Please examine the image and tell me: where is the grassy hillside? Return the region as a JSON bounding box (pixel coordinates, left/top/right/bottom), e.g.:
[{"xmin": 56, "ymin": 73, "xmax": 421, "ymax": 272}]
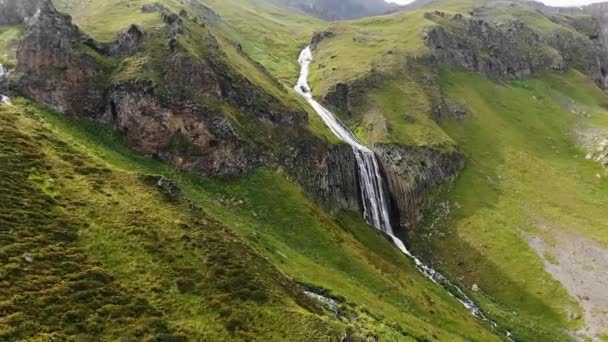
[
  {"xmin": 1, "ymin": 99, "xmax": 353, "ymax": 340},
  {"xmin": 307, "ymin": 0, "xmax": 596, "ymax": 148},
  {"xmin": 53, "ymin": 0, "xmax": 338, "ymax": 143},
  {"xmin": 203, "ymin": 0, "xmax": 323, "ymax": 84},
  {"xmin": 411, "ymin": 70, "xmax": 608, "ymax": 340},
  {"xmin": 8, "ymin": 0, "xmax": 608, "ymax": 340},
  {"xmin": 0, "ymin": 98, "xmax": 509, "ymax": 340}
]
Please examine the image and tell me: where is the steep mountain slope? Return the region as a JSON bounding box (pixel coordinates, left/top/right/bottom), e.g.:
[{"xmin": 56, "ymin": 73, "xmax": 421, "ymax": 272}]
[
  {"xmin": 0, "ymin": 100, "xmax": 342, "ymax": 341},
  {"xmin": 422, "ymin": 69, "xmax": 608, "ymax": 340},
  {"xmin": 0, "ymin": 0, "xmax": 505, "ymax": 341},
  {"xmin": 3, "ymin": 0, "xmax": 608, "ymax": 340},
  {"xmin": 0, "ymin": 96, "xmax": 504, "ymax": 340}
]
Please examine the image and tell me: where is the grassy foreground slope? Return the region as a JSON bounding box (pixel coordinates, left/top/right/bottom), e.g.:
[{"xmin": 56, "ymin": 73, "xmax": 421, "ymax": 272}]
[
  {"xmin": 0, "ymin": 98, "xmax": 505, "ymax": 340},
  {"xmin": 412, "ymin": 70, "xmax": 608, "ymax": 340},
  {"xmin": 0, "ymin": 100, "xmax": 349, "ymax": 340}
]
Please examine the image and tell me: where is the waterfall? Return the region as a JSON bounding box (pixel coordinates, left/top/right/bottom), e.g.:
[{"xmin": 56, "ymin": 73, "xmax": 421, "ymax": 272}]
[
  {"xmin": 0, "ymin": 63, "xmax": 11, "ymax": 105},
  {"xmin": 294, "ymin": 46, "xmax": 489, "ymax": 320}
]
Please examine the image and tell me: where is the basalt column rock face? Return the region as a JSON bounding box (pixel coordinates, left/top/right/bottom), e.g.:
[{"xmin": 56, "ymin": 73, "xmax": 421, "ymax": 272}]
[
  {"xmin": 375, "ymin": 144, "xmax": 464, "ymax": 229},
  {"xmin": 284, "ymin": 140, "xmax": 360, "ymax": 213},
  {"xmin": 12, "ymin": 0, "xmax": 108, "ymax": 116}
]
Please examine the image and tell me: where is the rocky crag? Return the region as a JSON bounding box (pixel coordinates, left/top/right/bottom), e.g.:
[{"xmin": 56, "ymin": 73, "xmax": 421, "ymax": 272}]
[{"xmin": 424, "ymin": 6, "xmax": 608, "ymax": 90}]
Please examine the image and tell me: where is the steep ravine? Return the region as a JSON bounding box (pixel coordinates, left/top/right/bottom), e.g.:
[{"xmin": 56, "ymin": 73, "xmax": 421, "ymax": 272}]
[{"xmin": 294, "ymin": 46, "xmax": 506, "ymax": 333}]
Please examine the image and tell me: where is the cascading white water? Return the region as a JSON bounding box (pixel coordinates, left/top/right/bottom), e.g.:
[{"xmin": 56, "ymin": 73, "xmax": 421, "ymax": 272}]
[
  {"xmin": 294, "ymin": 46, "xmax": 488, "ymax": 319},
  {"xmin": 0, "ymin": 63, "xmax": 11, "ymax": 105},
  {"xmin": 295, "ymin": 47, "xmax": 393, "ymax": 232}
]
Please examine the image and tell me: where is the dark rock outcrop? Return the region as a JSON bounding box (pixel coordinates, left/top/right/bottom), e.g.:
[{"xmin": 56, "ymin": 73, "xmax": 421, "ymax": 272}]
[
  {"xmin": 106, "ymin": 83, "xmax": 259, "ymax": 176},
  {"xmin": 284, "ymin": 141, "xmax": 360, "ymax": 213},
  {"xmin": 111, "ymin": 24, "xmax": 146, "ymax": 57},
  {"xmin": 425, "ymin": 17, "xmax": 542, "ymax": 80},
  {"xmin": 181, "ymin": 0, "xmax": 222, "ymax": 24},
  {"xmin": 376, "ymin": 145, "xmax": 464, "ymax": 229},
  {"xmin": 12, "ymin": 0, "xmax": 108, "ymax": 116},
  {"xmin": 310, "ymin": 30, "xmax": 336, "ymax": 51},
  {"xmin": 323, "ymin": 83, "xmax": 351, "ymax": 116},
  {"xmin": 140, "ymin": 174, "xmax": 182, "ymax": 201},
  {"xmin": 582, "ymin": 2, "xmax": 608, "ymax": 89},
  {"xmin": 424, "ymin": 7, "xmax": 608, "ymax": 90}
]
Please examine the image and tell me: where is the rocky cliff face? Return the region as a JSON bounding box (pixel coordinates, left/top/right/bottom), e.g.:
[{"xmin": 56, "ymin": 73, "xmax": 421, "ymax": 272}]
[
  {"xmin": 424, "ymin": 8, "xmax": 608, "ymax": 90},
  {"xmin": 584, "ymin": 2, "xmax": 608, "ymax": 88},
  {"xmin": 318, "ymin": 57, "xmax": 465, "ymax": 230},
  {"xmin": 284, "ymin": 140, "xmax": 360, "ymax": 213},
  {"xmin": 105, "ymin": 82, "xmax": 260, "ymax": 176},
  {"xmin": 376, "ymin": 144, "xmax": 464, "ymax": 229},
  {"xmin": 12, "ymin": 0, "xmax": 108, "ymax": 116}
]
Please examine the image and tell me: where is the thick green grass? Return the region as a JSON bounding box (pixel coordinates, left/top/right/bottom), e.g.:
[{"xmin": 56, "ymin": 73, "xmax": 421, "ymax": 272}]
[
  {"xmin": 346, "ymin": 69, "xmax": 456, "ymax": 148},
  {"xmin": 3, "ymin": 100, "xmax": 351, "ymax": 340},
  {"xmin": 55, "ymin": 0, "xmax": 164, "ymax": 42},
  {"xmin": 410, "ymin": 70, "xmax": 608, "ymax": 340},
  {"xmin": 10, "ymin": 97, "xmax": 508, "ymax": 340},
  {"xmin": 308, "ymin": 9, "xmax": 433, "ymax": 98},
  {"xmin": 203, "ymin": 0, "xmax": 323, "ymax": 85},
  {"xmin": 0, "ymin": 104, "xmax": 177, "ymax": 340}
]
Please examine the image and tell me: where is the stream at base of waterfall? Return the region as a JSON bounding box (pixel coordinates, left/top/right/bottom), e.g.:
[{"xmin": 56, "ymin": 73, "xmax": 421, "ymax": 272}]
[{"xmin": 294, "ymin": 47, "xmax": 509, "ymax": 334}]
